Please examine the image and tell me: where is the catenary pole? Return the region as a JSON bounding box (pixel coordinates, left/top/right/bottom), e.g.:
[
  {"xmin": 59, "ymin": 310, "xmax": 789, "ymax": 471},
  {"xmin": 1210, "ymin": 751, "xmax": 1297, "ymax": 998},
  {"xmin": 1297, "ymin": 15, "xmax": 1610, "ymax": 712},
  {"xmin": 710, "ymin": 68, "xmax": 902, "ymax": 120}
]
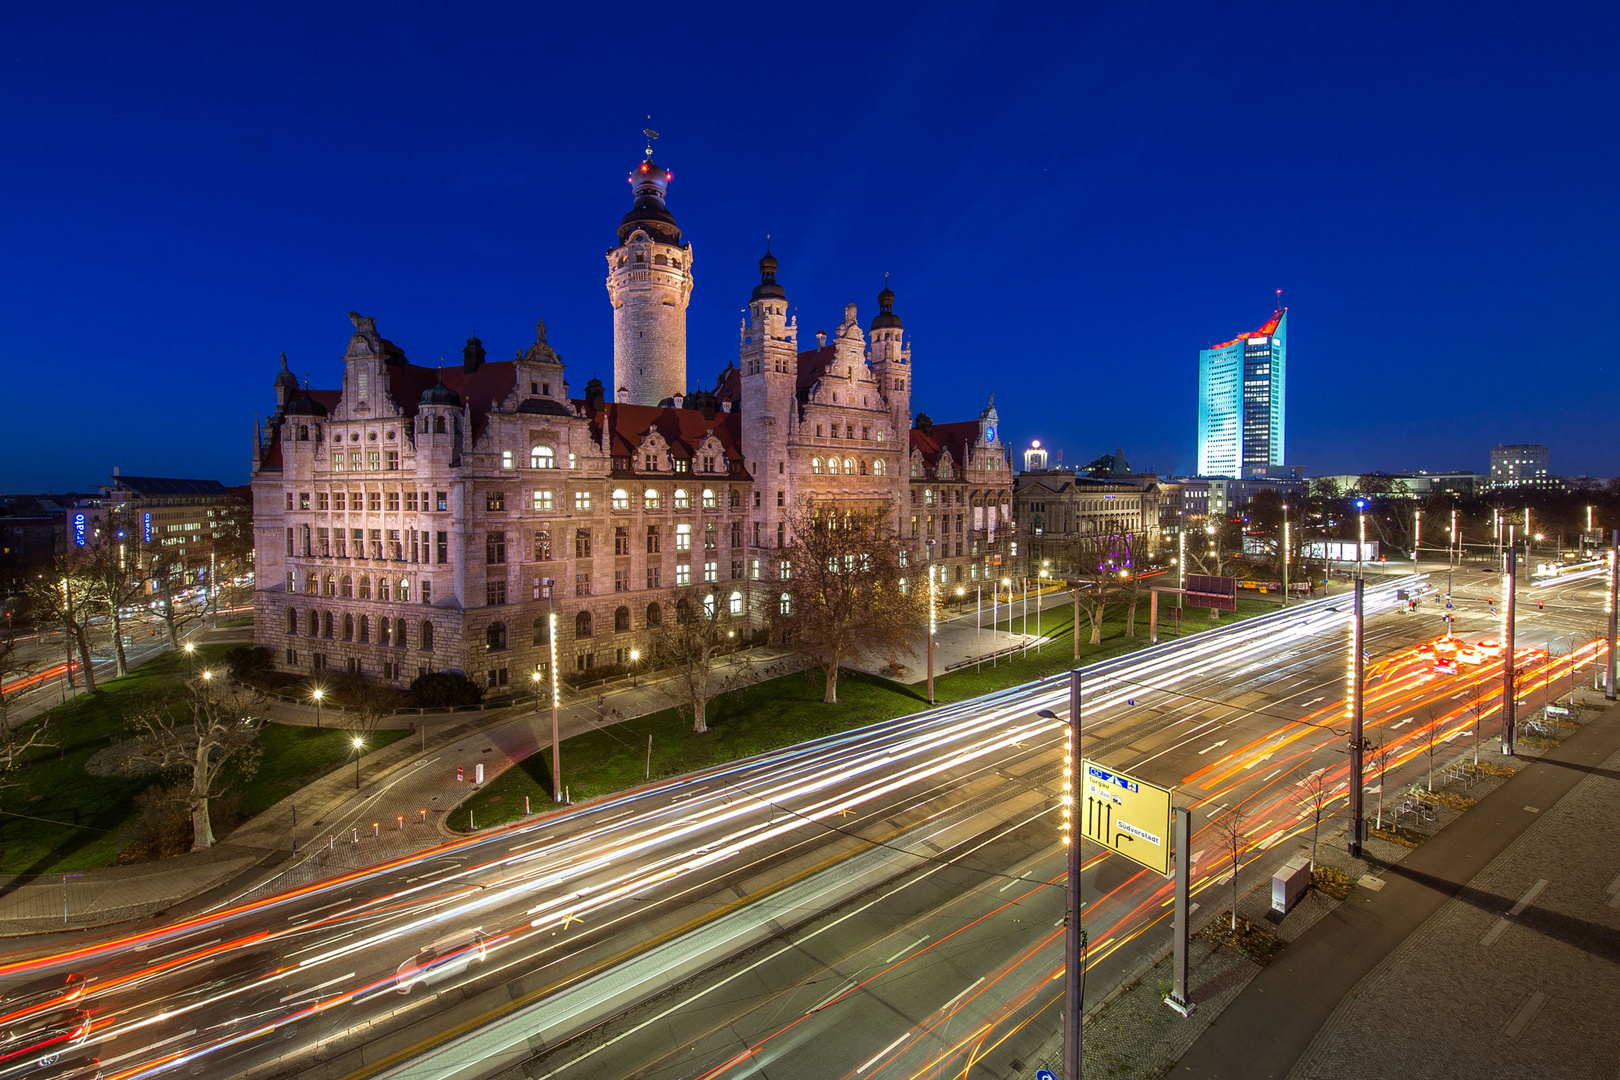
[{"xmin": 1348, "ymin": 577, "xmax": 1366, "ymax": 858}]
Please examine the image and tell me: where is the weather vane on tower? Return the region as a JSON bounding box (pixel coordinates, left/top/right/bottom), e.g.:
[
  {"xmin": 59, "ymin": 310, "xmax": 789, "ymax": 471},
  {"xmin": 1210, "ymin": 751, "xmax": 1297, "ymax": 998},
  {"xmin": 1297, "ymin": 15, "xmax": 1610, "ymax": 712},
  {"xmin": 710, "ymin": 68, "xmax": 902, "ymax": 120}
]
[{"xmin": 644, "ymin": 115, "xmax": 659, "ymax": 158}]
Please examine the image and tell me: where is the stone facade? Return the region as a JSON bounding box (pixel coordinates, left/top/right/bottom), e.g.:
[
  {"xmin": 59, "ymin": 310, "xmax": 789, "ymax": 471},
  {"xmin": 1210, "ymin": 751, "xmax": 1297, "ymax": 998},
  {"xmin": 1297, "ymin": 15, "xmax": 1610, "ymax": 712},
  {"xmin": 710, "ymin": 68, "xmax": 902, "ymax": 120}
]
[{"xmin": 251, "ymin": 147, "xmax": 1012, "ymax": 689}]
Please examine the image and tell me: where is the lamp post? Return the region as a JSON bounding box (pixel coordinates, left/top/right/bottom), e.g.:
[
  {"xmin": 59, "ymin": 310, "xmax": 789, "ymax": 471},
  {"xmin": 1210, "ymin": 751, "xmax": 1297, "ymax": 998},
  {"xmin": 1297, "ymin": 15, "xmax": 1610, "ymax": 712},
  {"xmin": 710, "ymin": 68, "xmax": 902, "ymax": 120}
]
[
  {"xmin": 1355, "ymin": 499, "xmax": 1368, "ymax": 579},
  {"xmin": 629, "ymin": 648, "xmax": 641, "ymax": 688},
  {"xmin": 1412, "ymin": 507, "xmax": 1420, "ymax": 579},
  {"xmin": 1037, "ymin": 565, "xmax": 1049, "ymax": 645},
  {"xmin": 352, "ymin": 736, "xmax": 364, "ymax": 790},
  {"xmin": 311, "ymin": 687, "xmax": 323, "ymax": 730}
]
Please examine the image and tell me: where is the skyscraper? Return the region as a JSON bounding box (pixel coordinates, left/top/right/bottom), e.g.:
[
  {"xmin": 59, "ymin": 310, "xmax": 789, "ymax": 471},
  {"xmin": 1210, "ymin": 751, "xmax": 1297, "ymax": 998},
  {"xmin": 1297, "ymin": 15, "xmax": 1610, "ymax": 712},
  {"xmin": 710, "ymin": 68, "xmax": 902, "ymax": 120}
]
[{"xmin": 1197, "ymin": 305, "xmax": 1287, "ymax": 477}]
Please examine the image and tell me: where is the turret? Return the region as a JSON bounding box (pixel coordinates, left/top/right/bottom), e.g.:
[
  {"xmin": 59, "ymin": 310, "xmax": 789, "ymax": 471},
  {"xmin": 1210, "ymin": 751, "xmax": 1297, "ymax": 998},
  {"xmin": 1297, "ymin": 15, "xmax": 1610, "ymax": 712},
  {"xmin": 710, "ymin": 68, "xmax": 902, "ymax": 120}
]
[
  {"xmin": 868, "ymin": 281, "xmax": 911, "ymax": 437},
  {"xmin": 606, "ymin": 134, "xmax": 693, "ymax": 405},
  {"xmin": 739, "ymin": 245, "xmax": 798, "ymax": 518}
]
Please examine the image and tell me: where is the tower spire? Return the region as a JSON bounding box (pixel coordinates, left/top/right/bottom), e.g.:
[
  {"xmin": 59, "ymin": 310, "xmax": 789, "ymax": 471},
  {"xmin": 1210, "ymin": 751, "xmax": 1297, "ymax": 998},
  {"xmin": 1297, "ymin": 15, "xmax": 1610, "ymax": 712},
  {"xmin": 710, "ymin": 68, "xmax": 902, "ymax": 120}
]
[{"xmin": 643, "ymin": 116, "xmax": 659, "ymax": 159}]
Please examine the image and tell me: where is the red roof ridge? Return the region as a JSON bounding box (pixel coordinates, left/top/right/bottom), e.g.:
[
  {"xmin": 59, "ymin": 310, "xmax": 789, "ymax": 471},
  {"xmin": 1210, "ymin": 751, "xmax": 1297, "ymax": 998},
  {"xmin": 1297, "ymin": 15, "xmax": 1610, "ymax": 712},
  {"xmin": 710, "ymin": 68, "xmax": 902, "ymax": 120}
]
[{"xmin": 1209, "ymin": 307, "xmax": 1286, "ymax": 350}]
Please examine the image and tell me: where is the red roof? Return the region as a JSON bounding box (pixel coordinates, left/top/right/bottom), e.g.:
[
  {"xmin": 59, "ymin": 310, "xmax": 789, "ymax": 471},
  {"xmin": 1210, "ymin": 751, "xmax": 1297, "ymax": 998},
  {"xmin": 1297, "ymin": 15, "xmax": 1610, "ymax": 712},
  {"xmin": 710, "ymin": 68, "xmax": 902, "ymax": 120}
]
[
  {"xmin": 909, "ymin": 420, "xmax": 980, "ymax": 475},
  {"xmin": 590, "ymin": 401, "xmax": 749, "ymax": 477},
  {"xmin": 1210, "ymin": 307, "xmax": 1286, "ymax": 350}
]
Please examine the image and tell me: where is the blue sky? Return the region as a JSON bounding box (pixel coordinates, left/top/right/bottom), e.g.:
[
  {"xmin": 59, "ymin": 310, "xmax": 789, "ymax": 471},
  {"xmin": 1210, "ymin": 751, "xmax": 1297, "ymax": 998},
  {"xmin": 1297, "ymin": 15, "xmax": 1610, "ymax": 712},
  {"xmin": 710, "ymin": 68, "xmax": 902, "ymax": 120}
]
[{"xmin": 2, "ymin": 1, "xmax": 1615, "ymax": 490}]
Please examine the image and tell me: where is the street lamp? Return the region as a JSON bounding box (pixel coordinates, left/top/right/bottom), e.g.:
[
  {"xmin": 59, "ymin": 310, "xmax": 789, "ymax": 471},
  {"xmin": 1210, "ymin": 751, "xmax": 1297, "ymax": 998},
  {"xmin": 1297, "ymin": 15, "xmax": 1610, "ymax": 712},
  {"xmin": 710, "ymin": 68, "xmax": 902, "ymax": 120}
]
[
  {"xmin": 545, "ymin": 579, "xmax": 562, "ymax": 802},
  {"xmin": 1282, "ymin": 503, "xmax": 1291, "ymax": 607},
  {"xmin": 1355, "ymin": 499, "xmax": 1368, "ymax": 579},
  {"xmin": 629, "ymin": 647, "xmax": 641, "ymax": 687},
  {"xmin": 311, "ymin": 687, "xmax": 324, "ymax": 730},
  {"xmin": 352, "ymin": 736, "xmax": 364, "ymax": 790},
  {"xmin": 925, "ymin": 539, "xmax": 936, "ymax": 705}
]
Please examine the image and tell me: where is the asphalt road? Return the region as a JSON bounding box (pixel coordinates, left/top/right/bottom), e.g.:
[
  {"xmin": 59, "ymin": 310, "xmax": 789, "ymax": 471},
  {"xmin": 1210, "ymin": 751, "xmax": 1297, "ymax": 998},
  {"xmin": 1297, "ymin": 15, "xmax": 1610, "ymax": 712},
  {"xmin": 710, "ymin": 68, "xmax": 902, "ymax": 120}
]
[{"xmin": 0, "ymin": 568, "xmax": 1607, "ymax": 1080}]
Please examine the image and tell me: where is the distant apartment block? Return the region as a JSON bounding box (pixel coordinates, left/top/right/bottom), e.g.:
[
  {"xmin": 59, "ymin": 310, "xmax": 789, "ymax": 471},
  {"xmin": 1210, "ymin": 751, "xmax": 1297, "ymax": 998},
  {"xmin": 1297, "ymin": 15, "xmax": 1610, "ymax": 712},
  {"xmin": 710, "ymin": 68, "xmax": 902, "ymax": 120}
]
[{"xmin": 1489, "ymin": 444, "xmax": 1552, "ymax": 489}]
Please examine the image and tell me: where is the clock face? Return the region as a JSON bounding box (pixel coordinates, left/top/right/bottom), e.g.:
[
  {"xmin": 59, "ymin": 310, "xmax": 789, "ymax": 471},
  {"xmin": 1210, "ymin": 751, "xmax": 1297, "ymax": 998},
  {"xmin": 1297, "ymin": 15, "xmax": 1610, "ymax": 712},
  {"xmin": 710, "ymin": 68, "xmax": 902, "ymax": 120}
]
[{"xmin": 984, "ymin": 426, "xmax": 996, "ymax": 443}]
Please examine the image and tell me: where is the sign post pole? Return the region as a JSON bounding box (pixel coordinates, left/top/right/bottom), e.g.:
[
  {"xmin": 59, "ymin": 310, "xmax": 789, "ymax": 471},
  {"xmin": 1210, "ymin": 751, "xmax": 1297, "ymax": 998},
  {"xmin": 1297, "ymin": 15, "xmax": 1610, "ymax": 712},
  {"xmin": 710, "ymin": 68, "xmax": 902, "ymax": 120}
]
[
  {"xmin": 1348, "ymin": 577, "xmax": 1366, "ymax": 859},
  {"xmin": 1064, "ymin": 669, "xmax": 1083, "ymax": 1080},
  {"xmin": 1165, "ymin": 806, "xmax": 1195, "ymax": 1016}
]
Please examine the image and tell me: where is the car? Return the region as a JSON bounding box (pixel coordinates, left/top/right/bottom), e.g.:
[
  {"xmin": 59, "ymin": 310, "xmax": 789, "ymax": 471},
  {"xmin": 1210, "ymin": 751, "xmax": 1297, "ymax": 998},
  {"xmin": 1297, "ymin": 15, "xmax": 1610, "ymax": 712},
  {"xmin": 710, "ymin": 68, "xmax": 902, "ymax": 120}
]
[
  {"xmin": 395, "ymin": 928, "xmax": 488, "ymax": 994},
  {"xmin": 1474, "ymin": 640, "xmax": 1505, "ymax": 658},
  {"xmin": 0, "ymin": 1009, "xmax": 92, "ymax": 1077},
  {"xmin": 1455, "ymin": 648, "xmax": 1485, "ymax": 666},
  {"xmin": 1434, "ymin": 658, "xmax": 1459, "ymax": 675}
]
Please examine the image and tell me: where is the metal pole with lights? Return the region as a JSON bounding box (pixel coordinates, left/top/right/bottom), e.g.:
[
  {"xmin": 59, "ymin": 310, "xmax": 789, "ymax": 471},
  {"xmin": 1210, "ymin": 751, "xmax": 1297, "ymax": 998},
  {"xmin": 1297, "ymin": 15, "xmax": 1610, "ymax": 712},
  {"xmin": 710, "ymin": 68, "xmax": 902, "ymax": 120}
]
[
  {"xmin": 1412, "ymin": 507, "xmax": 1421, "ymax": 579},
  {"xmin": 311, "ymin": 687, "xmax": 323, "ymax": 730},
  {"xmin": 1038, "ymin": 668, "xmax": 1084, "ymax": 1080},
  {"xmin": 1502, "ymin": 547, "xmax": 1518, "ymax": 756},
  {"xmin": 352, "ymin": 736, "xmax": 364, "ymax": 790},
  {"xmin": 1355, "ymin": 499, "xmax": 1367, "ymax": 579},
  {"xmin": 1348, "ymin": 577, "xmax": 1366, "ymax": 858},
  {"xmin": 1282, "ymin": 503, "xmax": 1291, "ymax": 608},
  {"xmin": 546, "ymin": 579, "xmax": 562, "ymax": 802},
  {"xmin": 926, "ymin": 540, "xmax": 936, "ymax": 706},
  {"xmin": 1607, "ymin": 529, "xmax": 1617, "ymax": 702}
]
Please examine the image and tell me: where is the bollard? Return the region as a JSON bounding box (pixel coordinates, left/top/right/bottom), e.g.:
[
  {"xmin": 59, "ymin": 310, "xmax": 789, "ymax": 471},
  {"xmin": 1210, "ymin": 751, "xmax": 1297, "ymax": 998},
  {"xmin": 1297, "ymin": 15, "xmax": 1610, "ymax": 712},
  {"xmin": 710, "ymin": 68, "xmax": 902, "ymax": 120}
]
[
  {"xmin": 565, "ymin": 785, "xmax": 570, "ymax": 805},
  {"xmin": 328, "ymin": 834, "xmax": 335, "ymax": 850},
  {"xmin": 351, "ymin": 828, "xmax": 359, "ymax": 843},
  {"xmin": 419, "ymin": 808, "xmax": 427, "ymax": 822},
  {"xmin": 372, "ymin": 822, "xmax": 379, "ymax": 837},
  {"xmin": 469, "ymin": 810, "xmax": 475, "ymax": 831},
  {"xmin": 457, "ymin": 765, "xmax": 464, "ymax": 783},
  {"xmin": 396, "ymin": 815, "xmax": 404, "ymax": 831},
  {"xmin": 525, "ymin": 795, "xmax": 530, "ymax": 815}
]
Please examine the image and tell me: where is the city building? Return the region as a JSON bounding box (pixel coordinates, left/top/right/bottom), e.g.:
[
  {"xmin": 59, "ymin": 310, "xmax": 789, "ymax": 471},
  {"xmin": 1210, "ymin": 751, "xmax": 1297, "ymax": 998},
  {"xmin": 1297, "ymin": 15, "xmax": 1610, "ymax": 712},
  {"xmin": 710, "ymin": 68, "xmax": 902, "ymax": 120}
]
[
  {"xmin": 1197, "ymin": 305, "xmax": 1287, "ymax": 478},
  {"xmin": 1489, "ymin": 444, "xmax": 1553, "ymax": 489},
  {"xmin": 250, "ymin": 143, "xmax": 1012, "ymax": 688},
  {"xmin": 1014, "ymin": 446, "xmax": 1164, "ymax": 576},
  {"xmin": 91, "ymin": 473, "xmax": 238, "ymax": 566}
]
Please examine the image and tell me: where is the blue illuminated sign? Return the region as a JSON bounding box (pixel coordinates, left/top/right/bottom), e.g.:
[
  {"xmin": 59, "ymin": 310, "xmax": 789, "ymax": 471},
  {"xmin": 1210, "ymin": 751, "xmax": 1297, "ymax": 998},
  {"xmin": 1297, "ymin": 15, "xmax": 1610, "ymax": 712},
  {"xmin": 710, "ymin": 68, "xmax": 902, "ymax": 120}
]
[
  {"xmin": 143, "ymin": 512, "xmax": 152, "ymax": 543},
  {"xmin": 73, "ymin": 513, "xmax": 86, "ymax": 546}
]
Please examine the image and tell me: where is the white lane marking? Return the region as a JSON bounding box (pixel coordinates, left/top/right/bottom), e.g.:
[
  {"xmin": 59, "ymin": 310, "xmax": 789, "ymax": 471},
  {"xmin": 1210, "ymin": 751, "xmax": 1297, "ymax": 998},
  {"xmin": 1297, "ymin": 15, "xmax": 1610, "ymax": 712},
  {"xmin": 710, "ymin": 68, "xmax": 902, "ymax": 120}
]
[
  {"xmin": 858, "ymin": 1032, "xmax": 911, "ymax": 1073},
  {"xmin": 1197, "ymin": 740, "xmax": 1229, "ymax": 755},
  {"xmin": 807, "ymin": 978, "xmax": 858, "ymax": 1014},
  {"xmin": 1502, "ymin": 990, "xmax": 1549, "ymax": 1040},
  {"xmin": 1261, "ymin": 769, "xmax": 1283, "ymax": 782},
  {"xmin": 1604, "ymin": 871, "xmax": 1620, "ymax": 896},
  {"xmin": 884, "ymin": 935, "xmax": 929, "ymax": 964},
  {"xmin": 285, "ymin": 971, "xmax": 355, "ymax": 1000},
  {"xmin": 289, "ymin": 898, "xmax": 349, "ymax": 921},
  {"xmin": 941, "ymin": 977, "xmax": 986, "ymax": 1011},
  {"xmin": 288, "ymin": 932, "xmax": 356, "ymax": 958}
]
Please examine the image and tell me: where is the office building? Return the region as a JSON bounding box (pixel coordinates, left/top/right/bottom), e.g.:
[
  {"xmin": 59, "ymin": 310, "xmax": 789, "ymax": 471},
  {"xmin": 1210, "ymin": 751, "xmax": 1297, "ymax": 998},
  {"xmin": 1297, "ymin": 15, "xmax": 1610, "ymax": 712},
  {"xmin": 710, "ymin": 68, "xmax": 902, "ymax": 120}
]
[{"xmin": 1198, "ymin": 306, "xmax": 1287, "ymax": 478}]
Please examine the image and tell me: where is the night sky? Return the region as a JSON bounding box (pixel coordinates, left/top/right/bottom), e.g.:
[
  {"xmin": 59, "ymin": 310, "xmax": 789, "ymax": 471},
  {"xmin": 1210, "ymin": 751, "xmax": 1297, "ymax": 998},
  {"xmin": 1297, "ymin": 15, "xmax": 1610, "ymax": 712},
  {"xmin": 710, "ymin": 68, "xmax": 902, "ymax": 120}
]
[{"xmin": 2, "ymin": 2, "xmax": 1615, "ymax": 492}]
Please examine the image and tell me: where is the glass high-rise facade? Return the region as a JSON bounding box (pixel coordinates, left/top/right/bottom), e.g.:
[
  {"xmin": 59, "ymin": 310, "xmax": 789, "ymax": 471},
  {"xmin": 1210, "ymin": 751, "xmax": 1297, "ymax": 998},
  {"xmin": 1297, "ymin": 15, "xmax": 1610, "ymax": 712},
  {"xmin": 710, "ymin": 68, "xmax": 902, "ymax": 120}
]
[{"xmin": 1198, "ymin": 307, "xmax": 1286, "ymax": 477}]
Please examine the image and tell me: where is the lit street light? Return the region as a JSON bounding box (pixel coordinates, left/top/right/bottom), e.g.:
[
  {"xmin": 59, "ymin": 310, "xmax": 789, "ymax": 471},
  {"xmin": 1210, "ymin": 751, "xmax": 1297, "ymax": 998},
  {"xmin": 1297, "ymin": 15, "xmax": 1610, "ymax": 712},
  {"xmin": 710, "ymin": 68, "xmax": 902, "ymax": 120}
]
[
  {"xmin": 352, "ymin": 736, "xmax": 364, "ymax": 790},
  {"xmin": 311, "ymin": 687, "xmax": 324, "ymax": 730}
]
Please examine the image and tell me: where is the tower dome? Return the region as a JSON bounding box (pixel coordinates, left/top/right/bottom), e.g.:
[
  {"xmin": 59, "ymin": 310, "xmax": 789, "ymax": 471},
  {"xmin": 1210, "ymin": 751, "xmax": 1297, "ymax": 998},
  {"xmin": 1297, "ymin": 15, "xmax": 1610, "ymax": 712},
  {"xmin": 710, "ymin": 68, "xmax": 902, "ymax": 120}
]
[
  {"xmin": 420, "ymin": 378, "xmax": 461, "ymax": 407},
  {"xmin": 617, "ymin": 153, "xmax": 682, "ymax": 244},
  {"xmin": 870, "ymin": 280, "xmax": 902, "ymax": 330},
  {"xmin": 751, "ymin": 245, "xmax": 785, "ymax": 301}
]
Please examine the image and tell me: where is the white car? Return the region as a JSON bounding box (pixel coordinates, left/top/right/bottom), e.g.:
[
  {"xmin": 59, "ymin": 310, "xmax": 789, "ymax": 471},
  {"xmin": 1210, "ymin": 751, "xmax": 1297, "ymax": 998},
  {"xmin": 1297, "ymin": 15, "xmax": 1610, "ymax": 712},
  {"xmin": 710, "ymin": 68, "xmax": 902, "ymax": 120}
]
[{"xmin": 395, "ymin": 928, "xmax": 488, "ymax": 994}]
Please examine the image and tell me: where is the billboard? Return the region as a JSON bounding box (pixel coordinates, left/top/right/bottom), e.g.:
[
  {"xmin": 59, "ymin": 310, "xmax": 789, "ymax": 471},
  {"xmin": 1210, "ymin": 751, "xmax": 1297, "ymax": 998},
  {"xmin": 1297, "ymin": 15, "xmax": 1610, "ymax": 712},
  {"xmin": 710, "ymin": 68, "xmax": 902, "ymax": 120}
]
[
  {"xmin": 1080, "ymin": 760, "xmax": 1173, "ymax": 876},
  {"xmin": 1185, "ymin": 574, "xmax": 1237, "ymax": 611}
]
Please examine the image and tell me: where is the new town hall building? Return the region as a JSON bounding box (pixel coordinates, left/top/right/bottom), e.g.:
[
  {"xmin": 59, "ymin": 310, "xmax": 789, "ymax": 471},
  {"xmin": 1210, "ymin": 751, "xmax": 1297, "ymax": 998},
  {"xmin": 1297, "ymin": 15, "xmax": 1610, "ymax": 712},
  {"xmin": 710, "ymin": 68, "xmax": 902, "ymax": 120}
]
[{"xmin": 251, "ymin": 146, "xmax": 1012, "ymax": 688}]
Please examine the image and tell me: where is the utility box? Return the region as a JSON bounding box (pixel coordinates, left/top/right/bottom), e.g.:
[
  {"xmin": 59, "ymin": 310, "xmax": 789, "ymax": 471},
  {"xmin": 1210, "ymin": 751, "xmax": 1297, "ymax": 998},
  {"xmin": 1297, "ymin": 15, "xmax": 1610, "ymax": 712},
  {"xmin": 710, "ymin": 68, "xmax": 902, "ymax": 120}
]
[{"xmin": 1272, "ymin": 854, "xmax": 1312, "ymax": 915}]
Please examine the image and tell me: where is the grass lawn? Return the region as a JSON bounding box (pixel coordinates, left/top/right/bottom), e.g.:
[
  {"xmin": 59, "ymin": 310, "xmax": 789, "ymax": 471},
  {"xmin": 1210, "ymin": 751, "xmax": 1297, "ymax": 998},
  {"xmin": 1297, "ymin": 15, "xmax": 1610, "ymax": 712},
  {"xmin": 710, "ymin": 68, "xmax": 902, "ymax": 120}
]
[
  {"xmin": 0, "ymin": 644, "xmax": 403, "ymax": 874},
  {"xmin": 454, "ymin": 594, "xmax": 1280, "ymax": 831}
]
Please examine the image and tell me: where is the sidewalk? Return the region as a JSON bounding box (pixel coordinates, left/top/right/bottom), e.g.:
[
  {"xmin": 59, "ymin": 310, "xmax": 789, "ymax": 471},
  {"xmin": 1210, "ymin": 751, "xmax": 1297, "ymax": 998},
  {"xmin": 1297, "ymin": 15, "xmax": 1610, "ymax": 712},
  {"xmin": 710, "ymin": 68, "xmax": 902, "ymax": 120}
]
[{"xmin": 1172, "ymin": 696, "xmax": 1620, "ymax": 1075}]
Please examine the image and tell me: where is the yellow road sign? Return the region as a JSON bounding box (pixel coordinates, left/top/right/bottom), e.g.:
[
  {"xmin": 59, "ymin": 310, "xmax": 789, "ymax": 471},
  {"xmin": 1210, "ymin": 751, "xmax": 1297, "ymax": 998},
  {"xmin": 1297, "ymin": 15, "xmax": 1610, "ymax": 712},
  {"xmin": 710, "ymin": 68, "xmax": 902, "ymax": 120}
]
[{"xmin": 1080, "ymin": 759, "xmax": 1172, "ymax": 876}]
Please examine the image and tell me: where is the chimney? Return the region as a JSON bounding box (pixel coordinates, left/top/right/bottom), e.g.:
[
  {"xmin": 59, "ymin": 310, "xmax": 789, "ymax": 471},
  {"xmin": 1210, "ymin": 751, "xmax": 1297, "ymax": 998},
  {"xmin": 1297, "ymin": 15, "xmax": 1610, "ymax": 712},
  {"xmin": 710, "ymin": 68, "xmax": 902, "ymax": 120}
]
[
  {"xmin": 672, "ymin": 393, "xmax": 685, "ymax": 409},
  {"xmin": 816, "ymin": 330, "xmax": 827, "ymax": 348},
  {"xmin": 113, "ymin": 465, "xmax": 120, "ymax": 477}
]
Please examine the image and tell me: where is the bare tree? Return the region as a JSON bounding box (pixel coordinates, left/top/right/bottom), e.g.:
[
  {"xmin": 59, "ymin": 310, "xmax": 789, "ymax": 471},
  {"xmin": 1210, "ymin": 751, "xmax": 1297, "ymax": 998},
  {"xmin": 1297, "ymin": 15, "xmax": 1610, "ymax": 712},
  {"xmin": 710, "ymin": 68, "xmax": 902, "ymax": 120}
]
[
  {"xmin": 84, "ymin": 532, "xmax": 147, "ymax": 678},
  {"xmin": 146, "ymin": 545, "xmax": 205, "ymax": 649},
  {"xmin": 1212, "ymin": 802, "xmax": 1253, "ymax": 932},
  {"xmin": 1419, "ymin": 701, "xmax": 1447, "ymax": 791},
  {"xmin": 124, "ymin": 673, "xmax": 265, "ymax": 850},
  {"xmin": 0, "ymin": 629, "xmax": 34, "ymax": 737},
  {"xmin": 0, "ymin": 715, "xmax": 52, "ymax": 814},
  {"xmin": 1118, "ymin": 531, "xmax": 1155, "ymax": 638},
  {"xmin": 1065, "ymin": 531, "xmax": 1130, "ymax": 645},
  {"xmin": 1368, "ymin": 740, "xmax": 1394, "ymax": 829},
  {"xmin": 1296, "ymin": 769, "xmax": 1334, "ymax": 872},
  {"xmin": 773, "ymin": 501, "xmax": 921, "ymax": 704},
  {"xmin": 649, "ymin": 589, "xmax": 748, "ymax": 734},
  {"xmin": 26, "ymin": 554, "xmax": 100, "ymax": 695}
]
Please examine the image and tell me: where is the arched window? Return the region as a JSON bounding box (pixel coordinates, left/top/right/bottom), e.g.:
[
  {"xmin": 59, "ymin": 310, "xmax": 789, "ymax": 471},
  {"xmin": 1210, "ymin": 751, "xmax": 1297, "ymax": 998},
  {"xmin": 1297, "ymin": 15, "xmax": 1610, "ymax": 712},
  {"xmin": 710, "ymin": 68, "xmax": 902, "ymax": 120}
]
[
  {"xmin": 675, "ymin": 597, "xmax": 693, "ymax": 623},
  {"xmin": 779, "ymin": 592, "xmax": 792, "ymax": 616},
  {"xmin": 379, "ymin": 619, "xmax": 391, "ymax": 647},
  {"xmin": 395, "ymin": 617, "xmax": 408, "ymax": 647},
  {"xmin": 729, "ymin": 590, "xmax": 743, "ymax": 616},
  {"xmin": 306, "ymin": 610, "xmax": 318, "ymax": 636},
  {"xmin": 575, "ymin": 611, "xmax": 593, "ymax": 638},
  {"xmin": 421, "ymin": 620, "xmax": 434, "ymax": 651},
  {"xmin": 729, "ymin": 488, "xmax": 741, "ymax": 508},
  {"xmin": 646, "ymin": 602, "xmax": 662, "ymax": 627},
  {"xmin": 286, "ymin": 607, "xmax": 298, "ymax": 634},
  {"xmin": 703, "ymin": 592, "xmax": 717, "ymax": 618},
  {"xmin": 343, "ymin": 613, "xmax": 355, "ymax": 641},
  {"xmin": 486, "ymin": 622, "xmax": 507, "ymax": 650},
  {"xmin": 644, "ymin": 488, "xmax": 661, "ymax": 510},
  {"xmin": 673, "ymin": 488, "xmax": 690, "ymax": 509},
  {"xmin": 844, "ymin": 458, "xmax": 855, "ymax": 475},
  {"xmin": 533, "ymin": 614, "xmax": 550, "ymax": 645},
  {"xmin": 531, "ymin": 445, "xmax": 556, "ymax": 469},
  {"xmin": 378, "ymin": 578, "xmax": 390, "ymax": 602},
  {"xmin": 398, "ymin": 578, "xmax": 410, "ymax": 603},
  {"xmin": 612, "ymin": 488, "xmax": 630, "ymax": 510},
  {"xmin": 911, "ymin": 459, "xmax": 922, "ymax": 479},
  {"xmin": 701, "ymin": 488, "xmax": 717, "ymax": 509},
  {"xmin": 340, "ymin": 574, "xmax": 353, "ymax": 598},
  {"xmin": 323, "ymin": 573, "xmax": 335, "ymax": 596},
  {"xmin": 924, "ymin": 488, "xmax": 935, "ymax": 506},
  {"xmin": 614, "ymin": 606, "xmax": 630, "ymax": 632},
  {"xmin": 859, "ymin": 460, "xmax": 868, "ymax": 476},
  {"xmin": 359, "ymin": 576, "xmax": 372, "ymax": 600},
  {"xmin": 322, "ymin": 611, "xmax": 333, "ymax": 638},
  {"xmin": 304, "ymin": 573, "xmax": 318, "ymax": 595},
  {"xmin": 358, "ymin": 615, "xmax": 370, "ymax": 643},
  {"xmin": 873, "ymin": 459, "xmax": 885, "ymax": 477},
  {"xmin": 432, "ymin": 416, "xmax": 448, "ymax": 434},
  {"xmin": 812, "ymin": 458, "xmax": 823, "ymax": 474}
]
